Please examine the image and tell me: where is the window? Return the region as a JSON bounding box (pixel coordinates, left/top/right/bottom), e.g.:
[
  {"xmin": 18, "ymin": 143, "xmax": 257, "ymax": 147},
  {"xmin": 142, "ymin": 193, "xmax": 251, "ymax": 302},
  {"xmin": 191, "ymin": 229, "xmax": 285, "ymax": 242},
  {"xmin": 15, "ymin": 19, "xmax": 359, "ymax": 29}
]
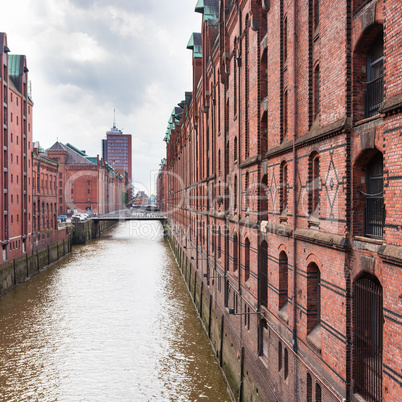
[
  {"xmin": 314, "ymin": 0, "xmax": 320, "ymax": 31},
  {"xmin": 278, "ymin": 342, "xmax": 282, "ymax": 372},
  {"xmin": 309, "ymin": 152, "xmax": 320, "ymax": 216},
  {"xmin": 279, "ymin": 251, "xmax": 288, "ymax": 310},
  {"xmin": 365, "ymin": 34, "xmax": 383, "ymax": 118},
  {"xmin": 365, "ymin": 153, "xmax": 384, "ymax": 237},
  {"xmin": 245, "ymin": 172, "xmax": 249, "ymax": 209},
  {"xmin": 353, "ymin": 274, "xmax": 383, "ymax": 401},
  {"xmin": 234, "ymin": 175, "xmax": 238, "ymax": 212},
  {"xmin": 233, "ymin": 232, "xmax": 238, "ymax": 273},
  {"xmin": 313, "ymin": 65, "xmax": 320, "ymax": 120},
  {"xmin": 283, "ymin": 89, "xmax": 288, "ymax": 139},
  {"xmin": 217, "ymin": 227, "xmax": 221, "ymax": 259},
  {"xmin": 59, "ymin": 189, "xmax": 62, "ymax": 195},
  {"xmin": 307, "ymin": 263, "xmax": 321, "ymax": 334},
  {"xmin": 59, "ymin": 173, "xmax": 62, "ymax": 179},
  {"xmin": 259, "ymin": 241, "xmax": 268, "ymax": 307},
  {"xmin": 244, "ymin": 238, "xmax": 250, "ymax": 283},
  {"xmin": 280, "ymin": 162, "xmax": 288, "ymax": 214},
  {"xmin": 283, "ymin": 16, "xmax": 288, "ymax": 63},
  {"xmin": 315, "ymin": 383, "xmax": 321, "ymax": 402},
  {"xmin": 284, "ymin": 348, "xmax": 289, "ymax": 380},
  {"xmin": 234, "ymin": 137, "xmax": 237, "ymax": 162},
  {"xmin": 307, "ymin": 373, "xmax": 313, "ymax": 402}
]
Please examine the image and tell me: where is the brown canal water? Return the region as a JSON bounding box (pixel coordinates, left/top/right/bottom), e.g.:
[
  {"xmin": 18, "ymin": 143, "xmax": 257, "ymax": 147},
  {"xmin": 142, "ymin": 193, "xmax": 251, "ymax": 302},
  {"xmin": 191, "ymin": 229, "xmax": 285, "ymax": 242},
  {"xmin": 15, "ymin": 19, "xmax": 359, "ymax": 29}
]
[{"xmin": 0, "ymin": 221, "xmax": 230, "ymax": 401}]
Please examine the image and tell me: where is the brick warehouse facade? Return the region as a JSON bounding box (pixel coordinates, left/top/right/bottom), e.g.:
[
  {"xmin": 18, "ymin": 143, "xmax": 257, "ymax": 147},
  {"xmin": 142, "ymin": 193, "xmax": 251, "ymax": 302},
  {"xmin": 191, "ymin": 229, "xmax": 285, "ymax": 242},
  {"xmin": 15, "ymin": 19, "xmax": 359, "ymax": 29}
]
[
  {"xmin": 0, "ymin": 33, "xmax": 34, "ymax": 264},
  {"xmin": 159, "ymin": 1, "xmax": 401, "ymax": 401}
]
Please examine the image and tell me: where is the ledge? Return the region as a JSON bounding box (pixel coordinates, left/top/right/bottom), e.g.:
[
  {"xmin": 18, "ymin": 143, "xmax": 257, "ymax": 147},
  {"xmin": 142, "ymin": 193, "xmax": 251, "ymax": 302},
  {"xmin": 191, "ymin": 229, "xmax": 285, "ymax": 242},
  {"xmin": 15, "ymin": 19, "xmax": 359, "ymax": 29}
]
[
  {"xmin": 239, "ymin": 155, "xmax": 260, "ymax": 168},
  {"xmin": 264, "ymin": 118, "xmax": 351, "ymax": 159},
  {"xmin": 228, "ymin": 214, "xmax": 240, "ymax": 224},
  {"xmin": 295, "ymin": 117, "xmax": 351, "ymax": 148},
  {"xmin": 262, "ymin": 221, "xmax": 293, "ymax": 237},
  {"xmin": 378, "ymin": 244, "xmax": 402, "ymax": 266},
  {"xmin": 239, "ymin": 217, "xmax": 259, "ymax": 229},
  {"xmin": 295, "ymin": 228, "xmax": 350, "ymax": 250},
  {"xmin": 307, "ymin": 324, "xmax": 322, "ymax": 354},
  {"xmin": 265, "ymin": 140, "xmax": 292, "ymax": 158},
  {"xmin": 378, "ymin": 93, "xmax": 402, "ymax": 115}
]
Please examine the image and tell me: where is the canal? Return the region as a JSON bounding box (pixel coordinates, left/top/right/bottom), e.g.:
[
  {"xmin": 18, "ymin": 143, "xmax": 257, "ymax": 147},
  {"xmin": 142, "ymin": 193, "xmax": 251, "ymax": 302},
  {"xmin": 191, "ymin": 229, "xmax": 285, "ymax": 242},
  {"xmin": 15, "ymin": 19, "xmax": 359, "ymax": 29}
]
[{"xmin": 0, "ymin": 221, "xmax": 230, "ymax": 401}]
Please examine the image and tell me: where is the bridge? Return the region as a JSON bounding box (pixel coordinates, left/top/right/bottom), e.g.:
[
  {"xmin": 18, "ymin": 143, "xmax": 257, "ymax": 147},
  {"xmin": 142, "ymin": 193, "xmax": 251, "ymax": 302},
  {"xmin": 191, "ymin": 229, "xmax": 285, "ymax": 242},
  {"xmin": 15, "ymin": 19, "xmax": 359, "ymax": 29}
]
[{"xmin": 92, "ymin": 212, "xmax": 167, "ymax": 223}]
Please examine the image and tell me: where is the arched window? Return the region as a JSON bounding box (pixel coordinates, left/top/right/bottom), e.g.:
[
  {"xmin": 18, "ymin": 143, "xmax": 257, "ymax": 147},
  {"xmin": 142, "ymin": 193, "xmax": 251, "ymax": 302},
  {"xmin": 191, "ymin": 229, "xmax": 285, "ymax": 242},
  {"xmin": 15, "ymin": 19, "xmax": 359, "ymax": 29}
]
[
  {"xmin": 218, "ymin": 149, "xmax": 221, "ymax": 177},
  {"xmin": 217, "ymin": 227, "xmax": 221, "ymax": 260},
  {"xmin": 283, "ymin": 89, "xmax": 288, "ymax": 139},
  {"xmin": 278, "ymin": 341, "xmax": 282, "ymax": 372},
  {"xmin": 315, "ymin": 383, "xmax": 322, "ymax": 402},
  {"xmin": 280, "ymin": 162, "xmax": 288, "ymax": 214},
  {"xmin": 309, "ymin": 152, "xmax": 320, "ymax": 216},
  {"xmin": 365, "ymin": 34, "xmax": 383, "ymax": 118},
  {"xmin": 244, "ymin": 238, "xmax": 250, "ymax": 282},
  {"xmin": 283, "ymin": 16, "xmax": 288, "ymax": 63},
  {"xmin": 307, "ymin": 373, "xmax": 313, "ymax": 402},
  {"xmin": 307, "ymin": 263, "xmax": 321, "ymax": 334},
  {"xmin": 313, "ymin": 64, "xmax": 320, "ymax": 120},
  {"xmin": 234, "ymin": 175, "xmax": 238, "ymax": 212},
  {"xmin": 284, "ymin": 348, "xmax": 289, "ymax": 379},
  {"xmin": 245, "ymin": 172, "xmax": 249, "ymax": 209},
  {"xmin": 260, "ymin": 174, "xmax": 268, "ymax": 221},
  {"xmin": 259, "ymin": 240, "xmax": 268, "ymax": 307},
  {"xmin": 365, "ymin": 152, "xmax": 384, "ymax": 237},
  {"xmin": 279, "ymin": 251, "xmax": 288, "ymax": 310},
  {"xmin": 233, "ymin": 232, "xmax": 238, "ymax": 273},
  {"xmin": 353, "ymin": 274, "xmax": 383, "ymax": 401}
]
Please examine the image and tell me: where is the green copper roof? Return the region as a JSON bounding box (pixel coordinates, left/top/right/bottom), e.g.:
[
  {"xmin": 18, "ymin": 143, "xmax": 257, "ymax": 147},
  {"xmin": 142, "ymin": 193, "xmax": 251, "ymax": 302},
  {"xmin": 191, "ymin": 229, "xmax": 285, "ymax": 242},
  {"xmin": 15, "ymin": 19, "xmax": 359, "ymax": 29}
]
[
  {"xmin": 8, "ymin": 55, "xmax": 24, "ymax": 92},
  {"xmin": 195, "ymin": 0, "xmax": 219, "ymax": 20},
  {"xmin": 186, "ymin": 33, "xmax": 202, "ymax": 58}
]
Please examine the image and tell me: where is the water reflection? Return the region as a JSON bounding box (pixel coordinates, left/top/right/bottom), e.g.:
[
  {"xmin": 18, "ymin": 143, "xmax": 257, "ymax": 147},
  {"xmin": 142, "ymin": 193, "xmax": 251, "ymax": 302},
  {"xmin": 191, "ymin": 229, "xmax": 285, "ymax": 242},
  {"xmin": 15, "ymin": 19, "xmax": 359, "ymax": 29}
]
[{"xmin": 0, "ymin": 221, "xmax": 230, "ymax": 401}]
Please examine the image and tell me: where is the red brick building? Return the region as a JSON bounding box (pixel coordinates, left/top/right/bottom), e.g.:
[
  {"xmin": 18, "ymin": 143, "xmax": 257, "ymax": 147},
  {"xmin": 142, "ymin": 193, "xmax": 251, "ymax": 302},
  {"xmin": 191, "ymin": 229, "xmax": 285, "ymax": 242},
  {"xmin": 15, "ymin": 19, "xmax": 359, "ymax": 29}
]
[
  {"xmin": 161, "ymin": 1, "xmax": 401, "ymax": 401},
  {"xmin": 46, "ymin": 141, "xmax": 124, "ymax": 216},
  {"xmin": 0, "ymin": 33, "xmax": 34, "ymax": 264},
  {"xmin": 32, "ymin": 142, "xmax": 61, "ymax": 250}
]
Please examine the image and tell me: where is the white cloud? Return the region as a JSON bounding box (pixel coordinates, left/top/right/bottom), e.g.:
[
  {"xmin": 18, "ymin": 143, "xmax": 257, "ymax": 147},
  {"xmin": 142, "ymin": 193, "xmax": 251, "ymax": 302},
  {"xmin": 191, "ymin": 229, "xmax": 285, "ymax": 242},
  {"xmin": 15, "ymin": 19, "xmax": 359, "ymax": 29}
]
[{"xmin": 2, "ymin": 0, "xmax": 201, "ymax": 193}]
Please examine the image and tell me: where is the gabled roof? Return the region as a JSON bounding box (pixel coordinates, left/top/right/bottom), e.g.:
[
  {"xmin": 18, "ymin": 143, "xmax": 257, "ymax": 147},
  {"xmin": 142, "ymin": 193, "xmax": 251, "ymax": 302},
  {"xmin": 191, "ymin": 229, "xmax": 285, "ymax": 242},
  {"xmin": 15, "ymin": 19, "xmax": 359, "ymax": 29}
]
[{"xmin": 47, "ymin": 141, "xmax": 93, "ymax": 165}]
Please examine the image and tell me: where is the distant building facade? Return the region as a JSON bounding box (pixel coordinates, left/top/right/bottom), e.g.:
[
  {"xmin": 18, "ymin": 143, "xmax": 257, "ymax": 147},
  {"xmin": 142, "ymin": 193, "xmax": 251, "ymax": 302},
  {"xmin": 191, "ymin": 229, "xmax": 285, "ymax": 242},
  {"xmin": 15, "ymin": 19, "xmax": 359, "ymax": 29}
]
[
  {"xmin": 102, "ymin": 122, "xmax": 132, "ymax": 192},
  {"xmin": 32, "ymin": 142, "xmax": 59, "ymax": 251},
  {"xmin": 47, "ymin": 141, "xmax": 124, "ymax": 216}
]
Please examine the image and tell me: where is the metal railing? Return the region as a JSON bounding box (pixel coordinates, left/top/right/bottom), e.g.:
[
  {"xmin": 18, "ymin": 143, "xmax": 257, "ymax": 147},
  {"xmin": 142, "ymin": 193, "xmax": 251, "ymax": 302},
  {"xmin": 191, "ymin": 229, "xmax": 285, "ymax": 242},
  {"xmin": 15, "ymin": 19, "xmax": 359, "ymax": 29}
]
[{"xmin": 365, "ymin": 75, "xmax": 383, "ymax": 118}]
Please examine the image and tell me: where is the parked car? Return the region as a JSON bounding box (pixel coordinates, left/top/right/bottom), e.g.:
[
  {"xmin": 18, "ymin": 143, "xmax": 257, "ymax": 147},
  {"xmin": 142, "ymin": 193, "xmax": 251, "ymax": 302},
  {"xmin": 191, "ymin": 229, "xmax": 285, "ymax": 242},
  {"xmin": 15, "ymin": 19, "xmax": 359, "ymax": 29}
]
[{"xmin": 58, "ymin": 215, "xmax": 67, "ymax": 222}]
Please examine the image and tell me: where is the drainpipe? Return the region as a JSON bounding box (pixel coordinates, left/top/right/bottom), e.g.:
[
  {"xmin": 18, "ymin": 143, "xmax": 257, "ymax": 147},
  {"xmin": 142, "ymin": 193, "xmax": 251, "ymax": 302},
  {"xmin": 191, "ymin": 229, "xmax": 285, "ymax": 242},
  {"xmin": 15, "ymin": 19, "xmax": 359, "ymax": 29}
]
[
  {"xmin": 237, "ymin": 0, "xmax": 242, "ymax": 293},
  {"xmin": 292, "ymin": 0, "xmax": 298, "ymax": 354}
]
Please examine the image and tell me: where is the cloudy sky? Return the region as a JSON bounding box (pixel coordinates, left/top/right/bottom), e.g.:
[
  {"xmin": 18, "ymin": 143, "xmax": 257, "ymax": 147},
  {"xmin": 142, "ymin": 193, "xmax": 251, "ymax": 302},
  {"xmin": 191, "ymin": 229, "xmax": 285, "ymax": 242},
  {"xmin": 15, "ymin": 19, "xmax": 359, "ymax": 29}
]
[{"xmin": 2, "ymin": 0, "xmax": 201, "ymax": 195}]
